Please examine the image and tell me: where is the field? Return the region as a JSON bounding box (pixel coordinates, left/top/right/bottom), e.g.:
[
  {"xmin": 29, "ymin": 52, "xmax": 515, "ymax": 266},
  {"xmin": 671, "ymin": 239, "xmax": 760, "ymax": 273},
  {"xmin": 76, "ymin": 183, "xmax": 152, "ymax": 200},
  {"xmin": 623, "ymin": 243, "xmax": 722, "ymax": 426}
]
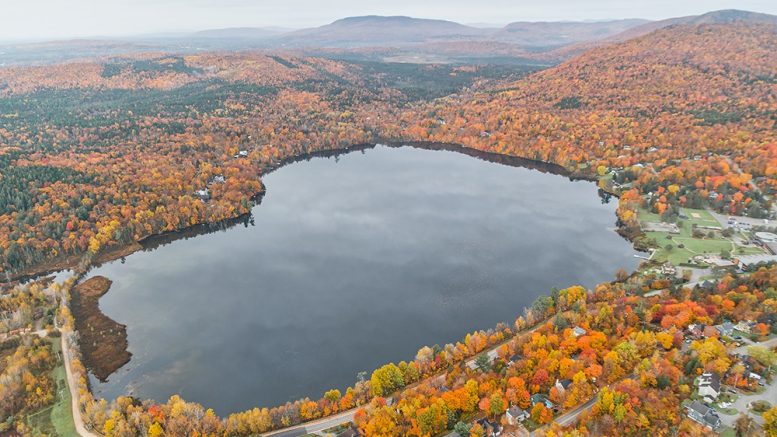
[
  {"xmin": 639, "ymin": 207, "xmax": 767, "ymax": 265},
  {"xmin": 27, "ymin": 338, "xmax": 78, "ymax": 437}
]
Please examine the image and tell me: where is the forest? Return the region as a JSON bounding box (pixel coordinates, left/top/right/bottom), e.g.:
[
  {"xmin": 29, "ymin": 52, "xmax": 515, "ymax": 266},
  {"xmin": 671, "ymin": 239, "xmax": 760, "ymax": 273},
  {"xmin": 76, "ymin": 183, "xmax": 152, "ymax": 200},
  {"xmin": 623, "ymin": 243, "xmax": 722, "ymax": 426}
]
[{"xmin": 0, "ymin": 18, "xmax": 776, "ymax": 437}]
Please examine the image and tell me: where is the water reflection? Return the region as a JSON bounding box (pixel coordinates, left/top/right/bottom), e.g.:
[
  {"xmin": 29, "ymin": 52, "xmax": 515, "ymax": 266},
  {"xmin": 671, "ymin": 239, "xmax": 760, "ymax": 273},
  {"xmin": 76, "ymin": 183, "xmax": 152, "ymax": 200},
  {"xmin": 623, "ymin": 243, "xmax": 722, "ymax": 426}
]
[{"xmin": 86, "ymin": 144, "xmax": 638, "ymax": 415}]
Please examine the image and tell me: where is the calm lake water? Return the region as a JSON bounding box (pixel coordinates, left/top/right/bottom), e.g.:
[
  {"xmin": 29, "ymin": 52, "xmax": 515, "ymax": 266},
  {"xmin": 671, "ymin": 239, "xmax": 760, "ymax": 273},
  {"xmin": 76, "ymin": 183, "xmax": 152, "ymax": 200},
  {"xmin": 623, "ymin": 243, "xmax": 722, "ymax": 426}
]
[{"xmin": 86, "ymin": 144, "xmax": 638, "ymax": 414}]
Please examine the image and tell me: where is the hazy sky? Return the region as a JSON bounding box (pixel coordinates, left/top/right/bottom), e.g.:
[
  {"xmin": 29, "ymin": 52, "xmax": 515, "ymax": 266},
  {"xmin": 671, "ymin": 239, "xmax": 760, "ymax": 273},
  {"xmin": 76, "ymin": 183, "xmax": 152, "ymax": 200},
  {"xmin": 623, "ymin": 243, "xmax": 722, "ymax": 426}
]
[{"xmin": 2, "ymin": 0, "xmax": 776, "ymax": 41}]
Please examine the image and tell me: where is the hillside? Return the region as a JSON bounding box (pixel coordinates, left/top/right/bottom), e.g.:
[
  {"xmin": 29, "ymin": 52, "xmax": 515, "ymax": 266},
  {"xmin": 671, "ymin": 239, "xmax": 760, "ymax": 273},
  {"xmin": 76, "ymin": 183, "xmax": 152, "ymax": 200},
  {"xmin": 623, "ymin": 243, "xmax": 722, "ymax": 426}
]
[
  {"xmin": 401, "ymin": 22, "xmax": 777, "ymax": 210},
  {"xmin": 2, "ymin": 13, "xmax": 777, "ymax": 437},
  {"xmin": 492, "ymin": 19, "xmax": 648, "ymax": 48},
  {"xmin": 612, "ymin": 9, "xmax": 777, "ymax": 42},
  {"xmin": 552, "ymin": 9, "xmax": 777, "ymax": 59}
]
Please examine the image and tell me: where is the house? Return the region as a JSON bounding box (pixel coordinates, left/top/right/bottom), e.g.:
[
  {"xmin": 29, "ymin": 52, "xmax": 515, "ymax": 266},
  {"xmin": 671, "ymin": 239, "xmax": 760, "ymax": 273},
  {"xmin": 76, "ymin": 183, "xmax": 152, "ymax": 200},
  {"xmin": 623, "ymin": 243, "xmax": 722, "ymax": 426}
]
[
  {"xmin": 696, "ymin": 373, "xmax": 721, "ymax": 400},
  {"xmin": 661, "ymin": 263, "xmax": 677, "ymax": 276},
  {"xmin": 195, "ymin": 188, "xmax": 210, "ymax": 201},
  {"xmin": 476, "ymin": 418, "xmax": 502, "ymax": 436},
  {"xmin": 234, "ymin": 150, "xmax": 249, "ymax": 158},
  {"xmin": 687, "ymin": 323, "xmax": 704, "ymax": 339},
  {"xmin": 530, "ymin": 394, "xmax": 554, "ymax": 409},
  {"xmin": 686, "ymin": 400, "xmax": 721, "ymax": 429},
  {"xmin": 508, "ymin": 353, "xmax": 523, "ymax": 366},
  {"xmin": 706, "ymin": 257, "xmax": 737, "ymax": 270},
  {"xmin": 572, "ymin": 326, "xmax": 587, "ymax": 337},
  {"xmin": 715, "ymin": 322, "xmax": 734, "ymax": 338},
  {"xmin": 735, "ymin": 321, "xmax": 753, "ymax": 334},
  {"xmin": 505, "ymin": 406, "xmax": 529, "ymax": 425},
  {"xmin": 209, "ymin": 175, "xmax": 225, "ymax": 184},
  {"xmin": 555, "ymin": 379, "xmax": 572, "ymax": 395}
]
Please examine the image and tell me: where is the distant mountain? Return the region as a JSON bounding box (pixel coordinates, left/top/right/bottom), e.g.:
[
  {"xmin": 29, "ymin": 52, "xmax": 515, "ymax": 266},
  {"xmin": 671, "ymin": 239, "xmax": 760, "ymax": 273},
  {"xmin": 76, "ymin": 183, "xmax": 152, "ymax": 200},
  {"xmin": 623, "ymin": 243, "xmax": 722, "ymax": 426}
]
[
  {"xmin": 547, "ymin": 9, "xmax": 777, "ymax": 61},
  {"xmin": 274, "ymin": 16, "xmax": 655, "ymax": 50},
  {"xmin": 276, "ymin": 16, "xmax": 489, "ymax": 48},
  {"xmin": 192, "ymin": 27, "xmax": 290, "ymax": 40},
  {"xmin": 607, "ymin": 9, "xmax": 777, "ymax": 42},
  {"xmin": 491, "ymin": 19, "xmax": 649, "ymax": 48}
]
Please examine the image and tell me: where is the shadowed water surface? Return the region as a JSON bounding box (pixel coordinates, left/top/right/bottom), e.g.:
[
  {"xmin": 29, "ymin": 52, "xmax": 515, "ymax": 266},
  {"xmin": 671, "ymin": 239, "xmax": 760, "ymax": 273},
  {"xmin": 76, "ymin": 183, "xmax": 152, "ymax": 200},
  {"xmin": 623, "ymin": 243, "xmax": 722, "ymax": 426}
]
[{"xmin": 87, "ymin": 144, "xmax": 638, "ymax": 414}]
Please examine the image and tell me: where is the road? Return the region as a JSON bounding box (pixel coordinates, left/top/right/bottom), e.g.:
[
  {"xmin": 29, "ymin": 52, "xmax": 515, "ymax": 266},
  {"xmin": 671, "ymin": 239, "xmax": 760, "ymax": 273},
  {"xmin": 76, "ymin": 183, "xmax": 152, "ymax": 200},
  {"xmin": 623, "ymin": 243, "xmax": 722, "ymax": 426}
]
[
  {"xmin": 707, "ymin": 209, "xmax": 771, "ymax": 230},
  {"xmin": 54, "ymin": 279, "xmax": 102, "ymax": 437},
  {"xmin": 529, "ymin": 395, "xmax": 597, "ymax": 436},
  {"xmin": 720, "ymin": 381, "xmax": 777, "ymax": 428},
  {"xmin": 264, "ymin": 409, "xmax": 359, "ymax": 437},
  {"xmin": 733, "ymin": 337, "xmax": 777, "ymax": 356},
  {"xmin": 554, "ymin": 396, "xmax": 598, "ymax": 427},
  {"xmin": 60, "ymin": 331, "xmax": 102, "ymax": 437},
  {"xmin": 263, "ymin": 323, "xmax": 544, "ymax": 436}
]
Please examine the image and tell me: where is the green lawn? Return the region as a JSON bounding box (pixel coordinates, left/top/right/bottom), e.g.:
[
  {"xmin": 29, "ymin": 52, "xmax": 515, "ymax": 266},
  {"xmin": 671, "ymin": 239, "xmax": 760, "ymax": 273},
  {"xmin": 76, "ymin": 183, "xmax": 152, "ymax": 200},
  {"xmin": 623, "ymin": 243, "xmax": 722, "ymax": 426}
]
[
  {"xmin": 27, "ymin": 338, "xmax": 78, "ymax": 437},
  {"xmin": 639, "ymin": 207, "xmax": 767, "ymax": 265},
  {"xmin": 714, "ymin": 405, "xmax": 738, "ymax": 416},
  {"xmin": 680, "ymin": 208, "xmax": 720, "ymax": 227}
]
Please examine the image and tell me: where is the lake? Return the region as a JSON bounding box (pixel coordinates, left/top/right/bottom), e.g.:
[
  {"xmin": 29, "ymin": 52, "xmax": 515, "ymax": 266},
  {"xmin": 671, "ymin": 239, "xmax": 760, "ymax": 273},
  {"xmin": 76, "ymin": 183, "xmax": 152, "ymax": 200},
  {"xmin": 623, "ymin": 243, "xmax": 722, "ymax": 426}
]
[{"xmin": 85, "ymin": 144, "xmax": 638, "ymax": 415}]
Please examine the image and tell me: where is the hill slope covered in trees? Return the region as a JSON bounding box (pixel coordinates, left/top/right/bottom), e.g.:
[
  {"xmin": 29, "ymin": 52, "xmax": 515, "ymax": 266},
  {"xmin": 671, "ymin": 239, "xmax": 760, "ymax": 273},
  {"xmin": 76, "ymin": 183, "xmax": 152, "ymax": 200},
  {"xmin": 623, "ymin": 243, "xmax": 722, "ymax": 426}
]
[{"xmin": 1, "ymin": 18, "xmax": 776, "ymax": 437}]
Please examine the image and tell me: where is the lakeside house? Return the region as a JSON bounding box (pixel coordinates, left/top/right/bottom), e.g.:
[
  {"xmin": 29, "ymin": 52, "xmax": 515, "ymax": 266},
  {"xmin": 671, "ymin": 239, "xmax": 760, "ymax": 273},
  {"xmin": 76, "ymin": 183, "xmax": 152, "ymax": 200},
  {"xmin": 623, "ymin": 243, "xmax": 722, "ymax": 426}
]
[
  {"xmin": 508, "ymin": 353, "xmax": 523, "ymax": 365},
  {"xmin": 572, "ymin": 326, "xmax": 587, "ymax": 337},
  {"xmin": 195, "ymin": 188, "xmax": 210, "ymax": 201},
  {"xmin": 686, "ymin": 400, "xmax": 721, "ymax": 429},
  {"xmin": 696, "ymin": 373, "xmax": 721, "ymax": 401}
]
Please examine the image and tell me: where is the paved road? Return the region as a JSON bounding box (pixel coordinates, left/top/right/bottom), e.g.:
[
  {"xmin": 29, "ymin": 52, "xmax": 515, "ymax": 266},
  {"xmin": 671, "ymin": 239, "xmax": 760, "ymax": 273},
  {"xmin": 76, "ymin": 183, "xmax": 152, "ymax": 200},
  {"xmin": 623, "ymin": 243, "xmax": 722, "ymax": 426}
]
[
  {"xmin": 263, "ymin": 323, "xmax": 544, "ymax": 436},
  {"xmin": 529, "ymin": 396, "xmax": 597, "ymax": 436},
  {"xmin": 733, "ymin": 337, "xmax": 777, "ymax": 356},
  {"xmin": 264, "ymin": 409, "xmax": 358, "ymax": 437},
  {"xmin": 708, "ymin": 209, "xmax": 772, "ymax": 229},
  {"xmin": 720, "ymin": 382, "xmax": 777, "ymax": 428},
  {"xmin": 555, "ymin": 396, "xmax": 598, "ymax": 427}
]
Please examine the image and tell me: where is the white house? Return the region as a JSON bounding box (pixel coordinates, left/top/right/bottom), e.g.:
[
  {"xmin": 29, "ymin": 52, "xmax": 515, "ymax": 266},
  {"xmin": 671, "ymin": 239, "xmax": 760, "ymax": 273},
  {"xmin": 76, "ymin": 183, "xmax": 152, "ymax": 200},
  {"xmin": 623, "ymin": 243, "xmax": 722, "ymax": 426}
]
[
  {"xmin": 696, "ymin": 373, "xmax": 721, "ymax": 400},
  {"xmin": 572, "ymin": 326, "xmax": 587, "ymax": 337}
]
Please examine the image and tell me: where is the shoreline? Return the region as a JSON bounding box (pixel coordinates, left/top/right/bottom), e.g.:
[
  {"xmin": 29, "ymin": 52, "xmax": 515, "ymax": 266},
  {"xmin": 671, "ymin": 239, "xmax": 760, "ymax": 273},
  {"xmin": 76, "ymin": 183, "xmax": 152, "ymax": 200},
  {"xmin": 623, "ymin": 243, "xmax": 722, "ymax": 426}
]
[
  {"xmin": 8, "ymin": 139, "xmax": 653, "ymax": 434},
  {"xmin": 3, "ymin": 141, "xmax": 576, "ymax": 285}
]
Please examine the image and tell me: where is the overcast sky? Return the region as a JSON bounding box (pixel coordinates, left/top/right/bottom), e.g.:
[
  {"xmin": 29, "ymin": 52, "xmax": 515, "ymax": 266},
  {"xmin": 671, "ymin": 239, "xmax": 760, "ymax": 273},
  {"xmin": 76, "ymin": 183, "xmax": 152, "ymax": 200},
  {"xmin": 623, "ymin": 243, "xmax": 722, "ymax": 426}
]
[{"xmin": 2, "ymin": 0, "xmax": 776, "ymax": 41}]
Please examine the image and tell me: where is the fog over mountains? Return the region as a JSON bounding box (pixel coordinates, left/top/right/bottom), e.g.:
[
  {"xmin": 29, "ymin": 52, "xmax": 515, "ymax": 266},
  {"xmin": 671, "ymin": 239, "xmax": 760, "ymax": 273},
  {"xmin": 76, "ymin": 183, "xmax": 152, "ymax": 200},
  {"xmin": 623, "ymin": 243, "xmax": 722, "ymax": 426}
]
[{"xmin": 0, "ymin": 9, "xmax": 775, "ymax": 66}]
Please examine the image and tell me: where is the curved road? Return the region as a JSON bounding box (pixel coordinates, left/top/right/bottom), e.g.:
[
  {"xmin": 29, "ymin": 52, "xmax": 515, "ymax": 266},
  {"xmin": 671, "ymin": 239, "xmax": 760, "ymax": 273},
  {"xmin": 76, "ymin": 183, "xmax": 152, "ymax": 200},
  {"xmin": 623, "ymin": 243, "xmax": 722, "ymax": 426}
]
[
  {"xmin": 60, "ymin": 333, "xmax": 102, "ymax": 437},
  {"xmin": 263, "ymin": 323, "xmax": 545, "ymax": 436}
]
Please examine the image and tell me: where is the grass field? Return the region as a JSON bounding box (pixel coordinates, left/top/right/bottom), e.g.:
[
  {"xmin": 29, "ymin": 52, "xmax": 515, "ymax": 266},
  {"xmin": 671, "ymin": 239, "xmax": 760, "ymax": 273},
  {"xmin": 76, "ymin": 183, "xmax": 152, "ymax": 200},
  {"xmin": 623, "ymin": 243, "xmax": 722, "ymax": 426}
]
[
  {"xmin": 639, "ymin": 207, "xmax": 767, "ymax": 265},
  {"xmin": 27, "ymin": 338, "xmax": 78, "ymax": 437}
]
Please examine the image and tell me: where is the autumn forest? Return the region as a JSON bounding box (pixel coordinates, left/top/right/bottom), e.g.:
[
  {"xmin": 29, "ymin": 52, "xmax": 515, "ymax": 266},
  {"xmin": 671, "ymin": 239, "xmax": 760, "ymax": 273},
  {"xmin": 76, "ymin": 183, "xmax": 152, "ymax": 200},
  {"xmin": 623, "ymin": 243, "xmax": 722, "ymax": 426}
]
[{"xmin": 1, "ymin": 6, "xmax": 777, "ymax": 437}]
